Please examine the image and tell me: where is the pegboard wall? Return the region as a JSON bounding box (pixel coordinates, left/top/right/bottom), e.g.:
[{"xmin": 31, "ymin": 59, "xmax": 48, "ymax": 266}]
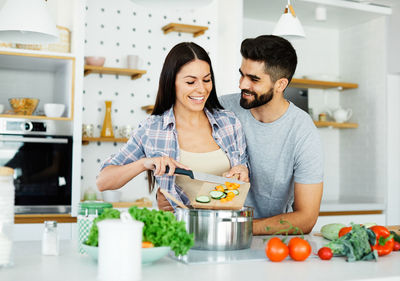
[{"xmin": 81, "ymin": 0, "xmax": 218, "ymax": 203}]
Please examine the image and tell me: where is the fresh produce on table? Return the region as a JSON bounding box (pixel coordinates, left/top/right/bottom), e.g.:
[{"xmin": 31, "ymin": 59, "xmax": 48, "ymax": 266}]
[
  {"xmin": 390, "ymin": 230, "xmax": 400, "ymax": 243},
  {"xmin": 320, "ymin": 223, "xmax": 346, "ymax": 240},
  {"xmin": 393, "ymin": 241, "xmax": 400, "ymax": 251},
  {"xmin": 369, "ymin": 225, "xmax": 394, "ymax": 256},
  {"xmin": 338, "ymin": 226, "xmax": 353, "ymax": 238},
  {"xmin": 318, "ymin": 247, "xmax": 333, "ymax": 260},
  {"xmin": 288, "ymin": 237, "xmax": 311, "ymax": 261},
  {"xmin": 85, "ymin": 207, "xmax": 194, "ymax": 256},
  {"xmin": 195, "ymin": 181, "xmax": 240, "ymax": 204},
  {"xmin": 265, "ymin": 237, "xmax": 289, "ymax": 262},
  {"xmin": 325, "ymin": 223, "xmax": 378, "ymax": 262}
]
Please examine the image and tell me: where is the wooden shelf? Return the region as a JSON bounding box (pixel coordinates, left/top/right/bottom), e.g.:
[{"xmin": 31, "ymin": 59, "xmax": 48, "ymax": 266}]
[
  {"xmin": 290, "ymin": 78, "xmax": 358, "ymax": 90},
  {"xmin": 161, "ymin": 23, "xmax": 208, "ymax": 37},
  {"xmin": 82, "ymin": 137, "xmax": 128, "ymax": 145},
  {"xmin": 314, "ymin": 121, "xmax": 358, "ymax": 128},
  {"xmin": 0, "ymin": 114, "xmax": 72, "ymax": 121},
  {"xmin": 141, "ymin": 105, "xmax": 154, "ymax": 114},
  {"xmin": 15, "ymin": 214, "xmax": 76, "ymax": 224},
  {"xmin": 84, "ymin": 65, "xmax": 146, "ymax": 80}
]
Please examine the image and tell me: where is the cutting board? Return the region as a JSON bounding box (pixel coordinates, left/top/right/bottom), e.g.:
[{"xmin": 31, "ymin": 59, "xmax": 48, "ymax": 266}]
[{"xmin": 184, "ymin": 180, "xmax": 251, "ymax": 210}]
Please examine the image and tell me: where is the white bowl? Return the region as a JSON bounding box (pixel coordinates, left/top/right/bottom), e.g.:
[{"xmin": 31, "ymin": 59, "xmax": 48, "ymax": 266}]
[
  {"xmin": 44, "ymin": 103, "xmax": 65, "ymax": 118},
  {"xmin": 0, "ymin": 104, "xmax": 4, "ymax": 114},
  {"xmin": 101, "ymin": 190, "xmax": 121, "ymax": 202}
]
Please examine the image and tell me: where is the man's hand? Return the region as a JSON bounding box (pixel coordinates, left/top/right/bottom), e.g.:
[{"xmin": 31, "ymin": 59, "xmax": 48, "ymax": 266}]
[
  {"xmin": 223, "ymin": 164, "xmax": 249, "ymax": 182},
  {"xmin": 156, "ymin": 188, "xmax": 174, "ymax": 212}
]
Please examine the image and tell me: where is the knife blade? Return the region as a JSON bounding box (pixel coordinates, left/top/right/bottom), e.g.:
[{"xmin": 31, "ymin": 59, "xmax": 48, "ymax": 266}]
[{"xmin": 165, "ymin": 167, "xmax": 245, "ymax": 185}]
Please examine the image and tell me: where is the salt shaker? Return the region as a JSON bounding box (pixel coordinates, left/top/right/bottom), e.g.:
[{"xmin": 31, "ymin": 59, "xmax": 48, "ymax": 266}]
[{"xmin": 42, "ymin": 221, "xmax": 59, "ymax": 256}]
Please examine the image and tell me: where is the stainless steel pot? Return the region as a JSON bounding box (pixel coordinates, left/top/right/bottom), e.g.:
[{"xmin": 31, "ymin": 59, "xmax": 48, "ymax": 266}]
[{"xmin": 175, "ymin": 207, "xmax": 253, "ymax": 251}]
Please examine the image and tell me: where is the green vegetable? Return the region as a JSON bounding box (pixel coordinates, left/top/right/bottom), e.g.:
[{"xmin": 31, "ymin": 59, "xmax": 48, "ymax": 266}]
[
  {"xmin": 390, "ymin": 230, "xmax": 400, "ymax": 243},
  {"xmin": 128, "ymin": 206, "xmax": 194, "ymax": 256},
  {"xmin": 320, "ymin": 223, "xmax": 346, "ymax": 241},
  {"xmin": 85, "ymin": 208, "xmax": 121, "ymax": 246},
  {"xmin": 325, "ymin": 223, "xmax": 378, "ymax": 262},
  {"xmin": 362, "ymin": 222, "xmax": 377, "ymax": 228}
]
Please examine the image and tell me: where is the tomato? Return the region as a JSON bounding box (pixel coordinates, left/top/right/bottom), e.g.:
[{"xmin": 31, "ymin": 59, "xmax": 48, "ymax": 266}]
[
  {"xmin": 338, "ymin": 226, "xmax": 352, "ymax": 237},
  {"xmin": 288, "ymin": 237, "xmax": 311, "ymax": 261},
  {"xmin": 393, "ymin": 241, "xmax": 400, "ymax": 251},
  {"xmin": 265, "ymin": 237, "xmax": 289, "ymax": 262},
  {"xmin": 318, "ymin": 247, "xmax": 333, "ymax": 260}
]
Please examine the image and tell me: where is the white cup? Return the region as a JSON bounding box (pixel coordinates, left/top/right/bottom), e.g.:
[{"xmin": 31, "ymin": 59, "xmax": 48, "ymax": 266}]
[
  {"xmin": 127, "ymin": 55, "xmax": 142, "ymax": 69},
  {"xmin": 97, "ymin": 214, "xmax": 143, "ymax": 281},
  {"xmin": 0, "ymin": 104, "xmax": 4, "ymax": 114}
]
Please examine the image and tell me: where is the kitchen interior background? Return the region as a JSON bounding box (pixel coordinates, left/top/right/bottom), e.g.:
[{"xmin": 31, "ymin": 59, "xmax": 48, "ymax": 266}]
[{"xmin": 0, "ymin": 0, "xmax": 399, "ymax": 231}]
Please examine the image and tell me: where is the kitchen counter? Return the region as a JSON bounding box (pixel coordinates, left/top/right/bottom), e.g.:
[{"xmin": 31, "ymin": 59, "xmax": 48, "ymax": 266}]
[{"xmin": 2, "ymin": 236, "xmax": 400, "ymax": 281}]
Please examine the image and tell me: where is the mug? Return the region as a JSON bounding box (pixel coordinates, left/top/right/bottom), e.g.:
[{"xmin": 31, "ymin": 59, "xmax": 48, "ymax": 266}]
[
  {"xmin": 0, "ymin": 104, "xmax": 4, "ymax": 114},
  {"xmin": 127, "ymin": 55, "xmax": 142, "ymax": 69},
  {"xmin": 82, "ymin": 124, "xmax": 94, "ymax": 137}
]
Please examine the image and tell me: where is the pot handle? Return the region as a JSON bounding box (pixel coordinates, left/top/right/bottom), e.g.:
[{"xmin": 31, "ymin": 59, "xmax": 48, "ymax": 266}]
[{"xmin": 219, "ymin": 217, "xmax": 251, "ymax": 223}]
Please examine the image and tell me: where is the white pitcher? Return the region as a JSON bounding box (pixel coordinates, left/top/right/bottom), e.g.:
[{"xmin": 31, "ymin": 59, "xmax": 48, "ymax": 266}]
[{"xmin": 330, "ymin": 108, "xmax": 352, "ymax": 123}]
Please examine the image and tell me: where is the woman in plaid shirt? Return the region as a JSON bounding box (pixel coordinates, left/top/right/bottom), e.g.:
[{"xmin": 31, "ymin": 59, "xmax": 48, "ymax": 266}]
[{"xmin": 97, "ymin": 42, "xmax": 249, "ymax": 209}]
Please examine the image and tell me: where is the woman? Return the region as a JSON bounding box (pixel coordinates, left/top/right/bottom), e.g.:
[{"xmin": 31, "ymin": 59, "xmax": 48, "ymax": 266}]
[{"xmin": 96, "ymin": 42, "xmax": 248, "ymax": 210}]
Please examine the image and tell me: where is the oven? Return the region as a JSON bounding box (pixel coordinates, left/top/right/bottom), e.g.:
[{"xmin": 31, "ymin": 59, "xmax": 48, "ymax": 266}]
[{"xmin": 0, "ymin": 118, "xmax": 73, "ymax": 214}]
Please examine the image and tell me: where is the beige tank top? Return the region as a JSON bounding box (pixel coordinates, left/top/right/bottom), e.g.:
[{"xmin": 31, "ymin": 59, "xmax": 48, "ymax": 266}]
[{"xmin": 175, "ymin": 149, "xmax": 231, "ymax": 198}]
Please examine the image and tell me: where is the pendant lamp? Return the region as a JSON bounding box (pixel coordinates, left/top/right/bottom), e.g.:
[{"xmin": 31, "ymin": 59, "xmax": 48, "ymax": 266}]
[
  {"xmin": 273, "ymin": 0, "xmax": 305, "ymax": 38},
  {"xmin": 0, "ymin": 0, "xmax": 58, "ymax": 44}
]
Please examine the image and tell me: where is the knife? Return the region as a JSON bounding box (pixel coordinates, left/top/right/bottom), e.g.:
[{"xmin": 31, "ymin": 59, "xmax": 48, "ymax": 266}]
[{"xmin": 165, "ymin": 166, "xmax": 245, "ymax": 185}]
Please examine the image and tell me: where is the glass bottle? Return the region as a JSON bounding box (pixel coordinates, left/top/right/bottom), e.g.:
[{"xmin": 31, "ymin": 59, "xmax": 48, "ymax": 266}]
[
  {"xmin": 42, "ymin": 221, "xmax": 59, "ymax": 256},
  {"xmin": 100, "ymin": 100, "xmax": 114, "ymax": 137}
]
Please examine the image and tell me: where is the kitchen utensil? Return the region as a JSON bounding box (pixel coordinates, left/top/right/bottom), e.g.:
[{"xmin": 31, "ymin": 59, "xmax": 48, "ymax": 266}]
[
  {"xmin": 101, "ymin": 190, "xmax": 121, "ymax": 203},
  {"xmin": 44, "ymin": 103, "xmax": 65, "ymax": 118},
  {"xmin": 127, "ymin": 55, "xmax": 142, "ymax": 69},
  {"xmin": 159, "ymin": 189, "xmax": 188, "ymax": 209},
  {"xmin": 0, "ymin": 104, "xmax": 4, "ymax": 114},
  {"xmin": 328, "ymin": 107, "xmax": 352, "ymax": 123},
  {"xmin": 175, "ymin": 207, "xmax": 253, "ymax": 250},
  {"xmin": 101, "ymin": 101, "xmax": 114, "ymax": 138},
  {"xmin": 166, "ymin": 167, "xmax": 244, "ymax": 185},
  {"xmin": 84, "ymin": 56, "xmax": 105, "ymax": 66},
  {"xmin": 8, "ymin": 98, "xmax": 39, "ymax": 115}
]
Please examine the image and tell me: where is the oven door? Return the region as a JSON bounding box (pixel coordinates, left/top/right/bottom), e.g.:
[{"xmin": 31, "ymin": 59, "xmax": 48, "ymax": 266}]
[{"xmin": 0, "ymin": 134, "xmax": 72, "ymax": 214}]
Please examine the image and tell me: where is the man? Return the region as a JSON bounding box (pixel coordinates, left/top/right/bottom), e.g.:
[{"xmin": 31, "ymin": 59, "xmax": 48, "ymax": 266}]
[
  {"xmin": 219, "ymin": 35, "xmax": 323, "ymax": 235},
  {"xmin": 158, "ymin": 35, "xmax": 323, "ymax": 235}
]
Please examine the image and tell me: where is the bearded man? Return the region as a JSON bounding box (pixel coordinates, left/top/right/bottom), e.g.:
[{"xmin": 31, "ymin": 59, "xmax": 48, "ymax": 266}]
[{"xmin": 219, "ymin": 35, "xmax": 324, "ymax": 235}]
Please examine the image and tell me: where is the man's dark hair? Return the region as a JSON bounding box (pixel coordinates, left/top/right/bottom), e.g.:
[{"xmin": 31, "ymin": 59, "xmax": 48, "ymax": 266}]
[
  {"xmin": 240, "ymin": 35, "xmax": 297, "ymax": 83},
  {"xmin": 152, "ymin": 42, "xmax": 222, "ymax": 115}
]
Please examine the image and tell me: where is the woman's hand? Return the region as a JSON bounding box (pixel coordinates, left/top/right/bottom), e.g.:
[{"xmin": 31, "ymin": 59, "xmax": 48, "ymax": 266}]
[
  {"xmin": 223, "ymin": 164, "xmax": 249, "ymax": 183},
  {"xmin": 143, "ymin": 156, "xmax": 189, "ymax": 176},
  {"xmin": 156, "ymin": 188, "xmax": 174, "ymax": 212}
]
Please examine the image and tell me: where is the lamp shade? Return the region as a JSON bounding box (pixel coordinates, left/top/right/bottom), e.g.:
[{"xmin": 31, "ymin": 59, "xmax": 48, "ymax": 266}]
[
  {"xmin": 273, "ymin": 5, "xmax": 305, "ymax": 38},
  {"xmin": 0, "ymin": 0, "xmax": 59, "ymax": 44}
]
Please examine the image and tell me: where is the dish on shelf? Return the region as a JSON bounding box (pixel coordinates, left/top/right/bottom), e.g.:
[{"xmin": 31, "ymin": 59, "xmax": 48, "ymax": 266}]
[
  {"xmin": 44, "ymin": 103, "xmax": 65, "ymax": 118},
  {"xmin": 85, "ymin": 56, "xmax": 105, "ymax": 66},
  {"xmin": 8, "ymin": 98, "xmax": 39, "ymax": 115},
  {"xmin": 81, "ymin": 244, "xmax": 170, "ymax": 264}
]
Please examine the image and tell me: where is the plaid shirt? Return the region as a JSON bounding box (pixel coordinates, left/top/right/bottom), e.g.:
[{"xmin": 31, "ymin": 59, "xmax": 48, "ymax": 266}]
[{"xmin": 101, "ymin": 107, "xmax": 248, "ymax": 208}]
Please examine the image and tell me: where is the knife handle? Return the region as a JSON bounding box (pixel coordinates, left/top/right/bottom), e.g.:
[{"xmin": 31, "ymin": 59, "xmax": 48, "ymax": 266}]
[{"xmin": 165, "ymin": 166, "xmax": 194, "ymax": 179}]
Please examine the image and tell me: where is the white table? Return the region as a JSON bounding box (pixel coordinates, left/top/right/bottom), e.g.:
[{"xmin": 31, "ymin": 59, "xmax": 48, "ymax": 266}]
[{"xmin": 1, "ymin": 237, "xmax": 400, "ymax": 281}]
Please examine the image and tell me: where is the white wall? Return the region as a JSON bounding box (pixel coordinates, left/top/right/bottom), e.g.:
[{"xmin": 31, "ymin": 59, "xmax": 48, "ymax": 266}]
[
  {"xmin": 243, "ymin": 18, "xmax": 342, "ymax": 202},
  {"xmin": 339, "ymin": 17, "xmax": 387, "ymax": 204}
]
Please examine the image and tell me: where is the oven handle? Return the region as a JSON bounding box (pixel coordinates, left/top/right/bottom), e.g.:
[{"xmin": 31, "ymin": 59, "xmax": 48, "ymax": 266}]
[{"xmin": 0, "ymin": 136, "xmax": 69, "ymax": 144}]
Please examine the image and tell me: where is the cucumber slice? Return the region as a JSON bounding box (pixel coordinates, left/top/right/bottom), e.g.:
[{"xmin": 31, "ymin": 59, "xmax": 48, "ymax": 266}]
[
  {"xmin": 220, "ymin": 192, "xmax": 227, "ymax": 198},
  {"xmin": 231, "ymin": 189, "xmax": 239, "ymax": 196},
  {"xmin": 209, "ymin": 190, "xmax": 224, "ymax": 199},
  {"xmin": 195, "ymin": 195, "xmax": 210, "ymax": 203}
]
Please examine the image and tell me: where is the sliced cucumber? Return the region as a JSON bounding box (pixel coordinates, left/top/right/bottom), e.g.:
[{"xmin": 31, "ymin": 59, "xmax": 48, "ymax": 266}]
[
  {"xmin": 209, "ymin": 190, "xmax": 225, "ymax": 199},
  {"xmin": 231, "ymin": 189, "xmax": 239, "ymax": 196},
  {"xmin": 220, "ymin": 192, "xmax": 227, "ymax": 198},
  {"xmin": 195, "ymin": 195, "xmax": 210, "ymax": 203}
]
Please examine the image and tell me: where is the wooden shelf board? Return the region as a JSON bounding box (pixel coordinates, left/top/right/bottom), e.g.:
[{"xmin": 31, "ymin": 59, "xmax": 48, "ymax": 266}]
[
  {"xmin": 84, "ymin": 65, "xmax": 146, "ymax": 80},
  {"xmin": 0, "ymin": 114, "xmax": 72, "ymax": 121},
  {"xmin": 290, "ymin": 78, "xmax": 358, "ymax": 90},
  {"xmin": 319, "ymin": 210, "xmax": 383, "ymax": 216},
  {"xmin": 162, "ymin": 23, "xmax": 208, "ymax": 37},
  {"xmin": 141, "ymin": 105, "xmax": 154, "ymax": 114},
  {"xmin": 314, "ymin": 121, "xmax": 358, "ymax": 128},
  {"xmin": 82, "ymin": 137, "xmax": 128, "ymax": 145},
  {"xmin": 15, "ymin": 214, "xmax": 76, "ymax": 224}
]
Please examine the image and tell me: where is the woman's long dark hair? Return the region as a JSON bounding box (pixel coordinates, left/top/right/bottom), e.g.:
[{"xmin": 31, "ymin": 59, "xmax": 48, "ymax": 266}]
[{"xmin": 148, "ymin": 42, "xmax": 223, "ymax": 193}]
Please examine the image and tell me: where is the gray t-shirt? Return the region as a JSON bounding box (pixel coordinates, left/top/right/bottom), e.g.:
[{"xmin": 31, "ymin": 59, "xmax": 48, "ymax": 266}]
[{"xmin": 219, "ymin": 93, "xmax": 323, "ymax": 219}]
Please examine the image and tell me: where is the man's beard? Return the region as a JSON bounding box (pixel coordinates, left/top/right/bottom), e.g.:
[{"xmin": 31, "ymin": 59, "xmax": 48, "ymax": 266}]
[{"xmin": 240, "ymin": 88, "xmax": 274, "ymax": 109}]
